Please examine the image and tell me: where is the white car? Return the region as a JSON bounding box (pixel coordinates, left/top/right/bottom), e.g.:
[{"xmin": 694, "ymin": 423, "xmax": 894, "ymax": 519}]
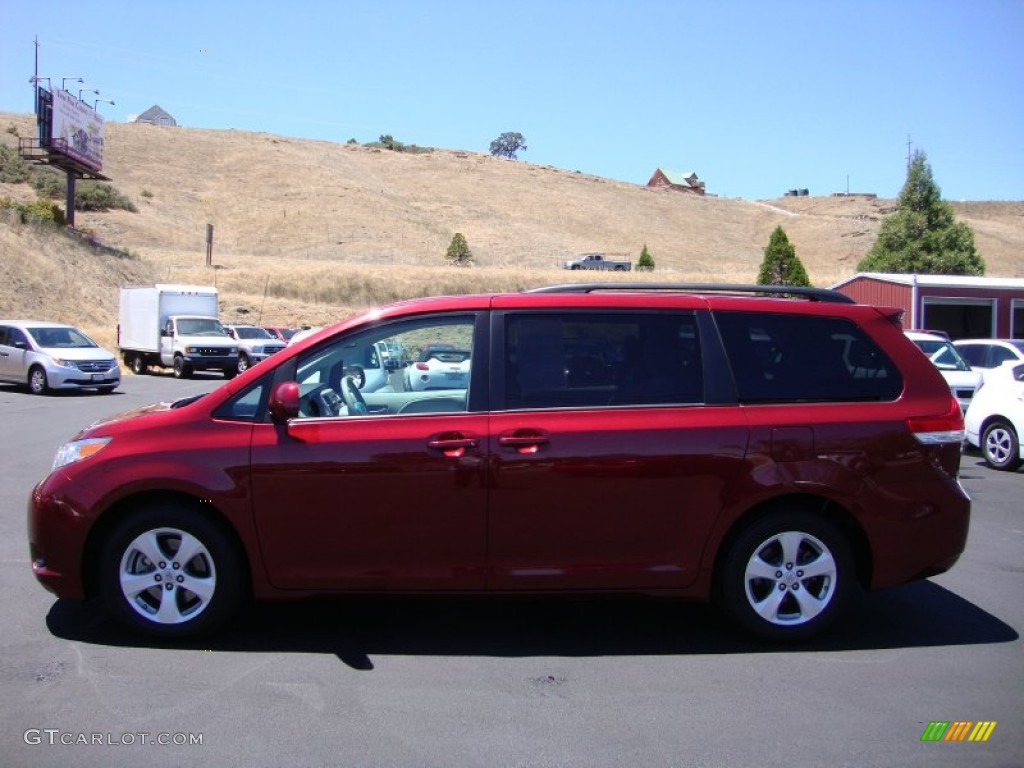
[
  {"xmin": 964, "ymin": 361, "xmax": 1024, "ymax": 471},
  {"xmin": 404, "ymin": 344, "xmax": 471, "ymax": 391},
  {"xmin": 905, "ymin": 331, "xmax": 981, "ymax": 412},
  {"xmin": 0, "ymin": 320, "xmax": 120, "ymax": 395},
  {"xmin": 953, "ymin": 338, "xmax": 1024, "ymax": 371}
]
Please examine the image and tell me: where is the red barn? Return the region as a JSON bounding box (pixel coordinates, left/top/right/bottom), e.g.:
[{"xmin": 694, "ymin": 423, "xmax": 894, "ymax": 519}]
[{"xmin": 832, "ymin": 273, "xmax": 1024, "ymax": 340}]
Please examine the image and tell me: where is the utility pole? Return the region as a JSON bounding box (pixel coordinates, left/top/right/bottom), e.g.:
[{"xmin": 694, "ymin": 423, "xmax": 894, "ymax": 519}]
[{"xmin": 906, "ymin": 134, "xmax": 913, "ymax": 170}]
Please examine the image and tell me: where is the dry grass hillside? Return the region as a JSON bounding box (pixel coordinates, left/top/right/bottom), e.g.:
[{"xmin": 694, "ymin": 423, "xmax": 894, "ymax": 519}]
[{"xmin": 2, "ymin": 110, "xmax": 1023, "ymax": 353}]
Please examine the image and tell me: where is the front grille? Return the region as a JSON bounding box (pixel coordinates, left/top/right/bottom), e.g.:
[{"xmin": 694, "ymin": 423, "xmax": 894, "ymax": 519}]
[
  {"xmin": 193, "ymin": 348, "xmax": 232, "ymax": 357},
  {"xmin": 77, "ymin": 360, "xmax": 115, "ymax": 373}
]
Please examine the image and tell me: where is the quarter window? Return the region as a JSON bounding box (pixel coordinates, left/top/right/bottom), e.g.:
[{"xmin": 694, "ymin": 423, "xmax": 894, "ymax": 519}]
[{"xmin": 714, "ymin": 311, "xmax": 902, "ymax": 403}]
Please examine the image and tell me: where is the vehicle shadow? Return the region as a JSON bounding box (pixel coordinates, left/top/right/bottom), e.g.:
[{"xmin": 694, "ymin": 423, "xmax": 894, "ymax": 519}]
[{"xmin": 45, "ymin": 580, "xmax": 1018, "ymax": 669}]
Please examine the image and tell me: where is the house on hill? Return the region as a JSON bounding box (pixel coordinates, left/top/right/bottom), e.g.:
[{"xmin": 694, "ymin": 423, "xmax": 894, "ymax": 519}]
[
  {"xmin": 647, "ymin": 168, "xmax": 706, "ymax": 196},
  {"xmin": 134, "ymin": 105, "xmax": 177, "ymax": 127}
]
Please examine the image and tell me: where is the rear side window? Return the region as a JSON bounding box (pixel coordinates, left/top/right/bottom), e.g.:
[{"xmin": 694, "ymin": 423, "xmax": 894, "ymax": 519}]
[
  {"xmin": 714, "ymin": 311, "xmax": 902, "ymax": 403},
  {"xmin": 504, "ymin": 312, "xmax": 703, "ymax": 409}
]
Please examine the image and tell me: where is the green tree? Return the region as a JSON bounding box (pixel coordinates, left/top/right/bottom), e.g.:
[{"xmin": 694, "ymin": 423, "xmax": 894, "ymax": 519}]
[
  {"xmin": 857, "ymin": 150, "xmax": 983, "ymax": 275},
  {"xmin": 445, "ymin": 232, "xmax": 474, "ymax": 266},
  {"xmin": 636, "ymin": 243, "xmax": 655, "ymax": 271},
  {"xmin": 489, "ymin": 132, "xmax": 527, "ymax": 159},
  {"xmin": 757, "ymin": 226, "xmax": 810, "ymax": 286}
]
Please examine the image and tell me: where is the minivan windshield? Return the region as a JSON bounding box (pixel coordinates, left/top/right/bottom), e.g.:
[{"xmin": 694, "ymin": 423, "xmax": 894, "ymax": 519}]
[{"xmin": 27, "ymin": 326, "xmax": 98, "ymax": 349}]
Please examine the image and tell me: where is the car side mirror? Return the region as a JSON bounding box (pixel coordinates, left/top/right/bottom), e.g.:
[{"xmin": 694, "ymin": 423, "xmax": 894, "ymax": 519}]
[
  {"xmin": 269, "ymin": 381, "xmax": 301, "ymax": 424},
  {"xmin": 13, "ymin": 340, "xmax": 28, "ymax": 349}
]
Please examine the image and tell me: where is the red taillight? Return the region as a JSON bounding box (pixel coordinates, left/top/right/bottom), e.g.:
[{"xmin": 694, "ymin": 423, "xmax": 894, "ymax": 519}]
[
  {"xmin": 415, "ymin": 362, "xmax": 429, "ymax": 371},
  {"xmin": 906, "ymin": 395, "xmax": 966, "ymax": 445}
]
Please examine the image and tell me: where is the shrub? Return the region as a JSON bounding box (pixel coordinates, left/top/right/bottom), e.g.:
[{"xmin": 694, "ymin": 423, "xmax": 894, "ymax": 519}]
[
  {"xmin": 31, "ymin": 170, "xmax": 65, "ymax": 198},
  {"xmin": 0, "ymin": 145, "xmax": 31, "ymax": 183},
  {"xmin": 0, "ymin": 196, "xmax": 67, "ymax": 226},
  {"xmin": 75, "ymin": 182, "xmax": 138, "ymax": 212}
]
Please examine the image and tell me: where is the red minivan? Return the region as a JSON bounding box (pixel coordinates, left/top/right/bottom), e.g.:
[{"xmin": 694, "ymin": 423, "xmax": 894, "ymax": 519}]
[{"xmin": 28, "ymin": 284, "xmax": 970, "ymax": 641}]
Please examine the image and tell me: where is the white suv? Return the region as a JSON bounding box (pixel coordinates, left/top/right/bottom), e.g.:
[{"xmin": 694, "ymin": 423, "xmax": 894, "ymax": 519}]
[
  {"xmin": 953, "ymin": 339, "xmax": 1024, "ymax": 371},
  {"xmin": 905, "ymin": 331, "xmax": 981, "ymax": 412}
]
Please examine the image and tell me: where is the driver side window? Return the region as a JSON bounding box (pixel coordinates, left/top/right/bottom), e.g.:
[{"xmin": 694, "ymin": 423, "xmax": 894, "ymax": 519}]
[{"xmin": 293, "ymin": 315, "xmax": 476, "ymax": 419}]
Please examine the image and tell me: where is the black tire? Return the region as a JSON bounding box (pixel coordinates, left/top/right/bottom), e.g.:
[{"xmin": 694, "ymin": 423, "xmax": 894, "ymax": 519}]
[
  {"xmin": 131, "ymin": 354, "xmax": 147, "ymax": 375},
  {"xmin": 237, "ymin": 353, "xmax": 250, "ymax": 374},
  {"xmin": 172, "ymin": 356, "xmax": 192, "ymax": 379},
  {"xmin": 28, "ymin": 365, "xmax": 49, "ymax": 395},
  {"xmin": 99, "ymin": 505, "xmax": 245, "ymax": 639},
  {"xmin": 717, "ymin": 510, "xmax": 854, "ymax": 641},
  {"xmin": 982, "ymin": 419, "xmax": 1022, "ymax": 471}
]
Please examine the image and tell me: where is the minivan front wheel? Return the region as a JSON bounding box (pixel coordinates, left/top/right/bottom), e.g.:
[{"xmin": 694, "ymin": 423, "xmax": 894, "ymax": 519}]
[
  {"xmin": 982, "ymin": 420, "xmax": 1022, "ymax": 471},
  {"xmin": 28, "ymin": 365, "xmax": 49, "ymax": 395},
  {"xmin": 99, "ymin": 506, "xmax": 244, "ymax": 638},
  {"xmin": 718, "ymin": 512, "xmax": 853, "ymax": 641}
]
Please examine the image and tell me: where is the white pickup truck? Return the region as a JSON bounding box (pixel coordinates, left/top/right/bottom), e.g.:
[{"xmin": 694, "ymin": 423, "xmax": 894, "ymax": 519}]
[{"xmin": 563, "ymin": 253, "xmax": 632, "ymax": 271}]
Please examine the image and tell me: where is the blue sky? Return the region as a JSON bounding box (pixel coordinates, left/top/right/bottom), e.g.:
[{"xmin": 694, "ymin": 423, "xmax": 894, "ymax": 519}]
[{"xmin": 2, "ymin": 0, "xmax": 1022, "ymax": 200}]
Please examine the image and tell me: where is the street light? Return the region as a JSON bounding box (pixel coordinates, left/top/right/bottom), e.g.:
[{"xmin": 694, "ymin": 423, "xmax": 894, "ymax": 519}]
[
  {"xmin": 62, "ymin": 76, "xmax": 82, "ymax": 91},
  {"xmin": 79, "ymin": 88, "xmax": 99, "ymax": 101},
  {"xmin": 93, "ymin": 98, "xmax": 115, "ymax": 110}
]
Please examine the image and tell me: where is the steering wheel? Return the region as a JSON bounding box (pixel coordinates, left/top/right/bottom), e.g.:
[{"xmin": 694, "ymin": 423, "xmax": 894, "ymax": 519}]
[{"xmin": 339, "ymin": 375, "xmax": 368, "ymax": 415}]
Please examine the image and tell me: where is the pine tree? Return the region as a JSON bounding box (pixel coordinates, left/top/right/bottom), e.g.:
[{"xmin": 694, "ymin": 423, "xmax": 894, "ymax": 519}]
[
  {"xmin": 636, "ymin": 243, "xmax": 655, "ymax": 271},
  {"xmin": 757, "ymin": 226, "xmax": 810, "ymax": 286},
  {"xmin": 857, "ymin": 150, "xmax": 983, "ymax": 275},
  {"xmin": 445, "ymin": 232, "xmax": 474, "ymax": 266}
]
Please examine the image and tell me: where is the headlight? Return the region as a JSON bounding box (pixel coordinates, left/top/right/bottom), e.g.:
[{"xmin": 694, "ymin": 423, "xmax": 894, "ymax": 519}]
[
  {"xmin": 53, "ymin": 437, "xmax": 111, "ymax": 470},
  {"xmin": 50, "ymin": 357, "xmax": 79, "ymax": 369}
]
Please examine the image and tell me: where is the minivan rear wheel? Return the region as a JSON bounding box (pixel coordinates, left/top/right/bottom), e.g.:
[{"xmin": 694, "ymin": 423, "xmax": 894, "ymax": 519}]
[
  {"xmin": 718, "ymin": 511, "xmax": 853, "ymax": 641},
  {"xmin": 99, "ymin": 506, "xmax": 243, "ymax": 638},
  {"xmin": 982, "ymin": 420, "xmax": 1022, "ymax": 471}
]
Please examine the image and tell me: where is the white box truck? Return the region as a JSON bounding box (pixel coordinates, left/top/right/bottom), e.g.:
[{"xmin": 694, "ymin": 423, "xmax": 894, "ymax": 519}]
[{"xmin": 118, "ymin": 284, "xmax": 238, "ymax": 379}]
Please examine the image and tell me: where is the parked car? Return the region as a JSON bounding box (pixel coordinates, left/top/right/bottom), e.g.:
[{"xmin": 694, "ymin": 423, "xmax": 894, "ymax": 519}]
[
  {"xmin": 0, "ymin": 320, "xmax": 120, "ymax": 395},
  {"xmin": 964, "ymin": 361, "xmax": 1024, "ymax": 470},
  {"xmin": 224, "ymin": 324, "xmax": 287, "ymax": 373},
  {"xmin": 287, "ymin": 327, "xmax": 323, "ymax": 346},
  {"xmin": 29, "ymin": 284, "xmax": 969, "ymax": 642},
  {"xmin": 953, "ymin": 338, "xmax": 1024, "ymax": 371},
  {"xmin": 905, "ymin": 330, "xmax": 981, "ymax": 412},
  {"xmin": 404, "ymin": 344, "xmax": 471, "ymax": 391},
  {"xmin": 262, "ymin": 326, "xmax": 299, "ymax": 343}
]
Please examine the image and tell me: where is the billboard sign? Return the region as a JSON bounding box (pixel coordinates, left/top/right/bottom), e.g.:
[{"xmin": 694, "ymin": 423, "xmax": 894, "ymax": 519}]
[{"xmin": 51, "ymin": 88, "xmax": 104, "ymax": 172}]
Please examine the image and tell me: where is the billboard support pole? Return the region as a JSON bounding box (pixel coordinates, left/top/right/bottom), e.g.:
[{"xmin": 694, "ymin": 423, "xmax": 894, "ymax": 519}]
[{"xmin": 65, "ymin": 170, "xmax": 76, "ymax": 228}]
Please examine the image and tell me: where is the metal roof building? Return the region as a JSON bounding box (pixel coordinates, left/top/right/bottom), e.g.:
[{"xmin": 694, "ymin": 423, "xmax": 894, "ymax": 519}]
[{"xmin": 832, "ymin": 273, "xmax": 1024, "ymax": 339}]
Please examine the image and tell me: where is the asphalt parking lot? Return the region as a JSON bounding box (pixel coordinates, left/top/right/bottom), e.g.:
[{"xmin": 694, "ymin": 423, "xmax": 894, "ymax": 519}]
[{"xmin": 1, "ymin": 375, "xmax": 1021, "ymax": 768}]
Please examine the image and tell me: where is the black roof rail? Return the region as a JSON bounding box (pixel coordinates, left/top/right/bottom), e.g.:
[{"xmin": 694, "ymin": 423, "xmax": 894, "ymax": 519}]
[{"xmin": 523, "ymin": 283, "xmax": 855, "ymax": 304}]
